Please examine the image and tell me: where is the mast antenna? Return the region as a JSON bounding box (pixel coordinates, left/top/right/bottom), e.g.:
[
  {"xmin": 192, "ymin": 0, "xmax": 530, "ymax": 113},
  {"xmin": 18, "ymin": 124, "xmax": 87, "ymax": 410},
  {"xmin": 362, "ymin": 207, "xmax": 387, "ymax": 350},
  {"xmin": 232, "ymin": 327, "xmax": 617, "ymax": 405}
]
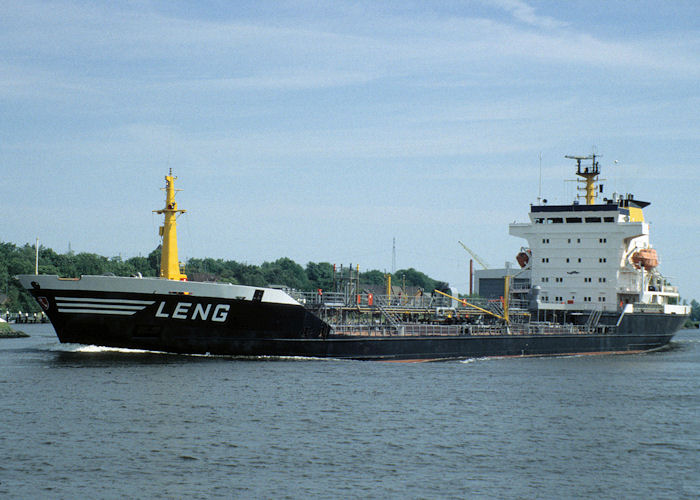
[
  {"xmin": 537, "ymin": 152, "xmax": 542, "ymax": 203},
  {"xmin": 35, "ymin": 237, "xmax": 39, "ymax": 274}
]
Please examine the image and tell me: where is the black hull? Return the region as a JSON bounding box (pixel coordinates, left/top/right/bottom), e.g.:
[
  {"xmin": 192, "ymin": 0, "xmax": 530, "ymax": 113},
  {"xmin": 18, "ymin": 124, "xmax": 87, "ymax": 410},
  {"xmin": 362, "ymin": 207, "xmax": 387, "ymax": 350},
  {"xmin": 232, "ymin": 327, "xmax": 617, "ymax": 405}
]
[
  {"xmin": 195, "ymin": 332, "xmax": 676, "ymax": 360},
  {"xmin": 31, "ymin": 289, "xmax": 687, "ymax": 361}
]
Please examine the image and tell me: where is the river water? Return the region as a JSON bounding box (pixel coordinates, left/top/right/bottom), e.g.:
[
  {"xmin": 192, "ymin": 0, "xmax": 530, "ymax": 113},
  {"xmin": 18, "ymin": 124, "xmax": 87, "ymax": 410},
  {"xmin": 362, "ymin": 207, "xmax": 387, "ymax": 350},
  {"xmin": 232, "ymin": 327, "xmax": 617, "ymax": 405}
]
[{"xmin": 1, "ymin": 324, "xmax": 698, "ymax": 499}]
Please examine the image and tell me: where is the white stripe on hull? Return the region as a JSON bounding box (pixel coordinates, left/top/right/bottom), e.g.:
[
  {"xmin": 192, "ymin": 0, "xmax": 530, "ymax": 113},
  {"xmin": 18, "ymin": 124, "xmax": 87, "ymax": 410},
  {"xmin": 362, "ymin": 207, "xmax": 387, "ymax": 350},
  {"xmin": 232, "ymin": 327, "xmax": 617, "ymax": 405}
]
[
  {"xmin": 55, "ymin": 297, "xmax": 155, "ymax": 316},
  {"xmin": 57, "ymin": 303, "xmax": 147, "ymax": 310},
  {"xmin": 56, "ymin": 297, "xmax": 155, "ymax": 305},
  {"xmin": 56, "ymin": 308, "xmax": 138, "ymax": 315}
]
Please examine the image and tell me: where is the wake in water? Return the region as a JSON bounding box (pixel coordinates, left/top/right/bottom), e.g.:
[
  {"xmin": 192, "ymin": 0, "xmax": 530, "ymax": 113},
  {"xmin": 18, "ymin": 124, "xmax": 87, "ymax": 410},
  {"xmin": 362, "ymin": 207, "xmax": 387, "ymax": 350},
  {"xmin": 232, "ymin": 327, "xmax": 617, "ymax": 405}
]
[
  {"xmin": 48, "ymin": 342, "xmax": 333, "ymax": 362},
  {"xmin": 50, "ymin": 343, "xmax": 160, "ymax": 355}
]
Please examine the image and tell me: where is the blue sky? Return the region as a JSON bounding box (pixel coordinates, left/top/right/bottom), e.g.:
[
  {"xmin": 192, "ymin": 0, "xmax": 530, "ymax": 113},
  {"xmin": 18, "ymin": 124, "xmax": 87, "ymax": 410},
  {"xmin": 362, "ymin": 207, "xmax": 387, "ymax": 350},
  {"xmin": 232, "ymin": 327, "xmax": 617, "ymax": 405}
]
[{"xmin": 2, "ymin": 0, "xmax": 699, "ymax": 300}]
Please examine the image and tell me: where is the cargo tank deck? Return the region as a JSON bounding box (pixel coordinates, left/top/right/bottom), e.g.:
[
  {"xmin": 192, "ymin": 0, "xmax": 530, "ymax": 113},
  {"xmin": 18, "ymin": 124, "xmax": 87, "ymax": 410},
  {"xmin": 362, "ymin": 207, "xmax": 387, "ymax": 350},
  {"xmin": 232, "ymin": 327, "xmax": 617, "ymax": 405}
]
[{"xmin": 291, "ymin": 288, "xmax": 614, "ymax": 338}]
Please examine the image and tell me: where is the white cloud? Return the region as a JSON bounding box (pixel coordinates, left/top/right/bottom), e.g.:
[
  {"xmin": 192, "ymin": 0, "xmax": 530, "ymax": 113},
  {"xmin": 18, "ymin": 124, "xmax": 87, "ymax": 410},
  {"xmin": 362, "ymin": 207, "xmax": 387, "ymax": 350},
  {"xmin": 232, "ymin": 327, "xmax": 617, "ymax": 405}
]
[
  {"xmin": 2, "ymin": 0, "xmax": 699, "ymax": 103},
  {"xmin": 484, "ymin": 0, "xmax": 569, "ymax": 29}
]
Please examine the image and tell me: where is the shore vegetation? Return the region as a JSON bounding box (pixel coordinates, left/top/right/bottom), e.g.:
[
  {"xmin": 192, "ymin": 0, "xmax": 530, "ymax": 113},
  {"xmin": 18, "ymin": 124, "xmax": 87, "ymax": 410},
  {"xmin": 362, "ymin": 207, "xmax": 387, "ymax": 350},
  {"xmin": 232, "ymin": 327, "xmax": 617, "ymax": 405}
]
[{"xmin": 0, "ymin": 241, "xmax": 448, "ymax": 313}]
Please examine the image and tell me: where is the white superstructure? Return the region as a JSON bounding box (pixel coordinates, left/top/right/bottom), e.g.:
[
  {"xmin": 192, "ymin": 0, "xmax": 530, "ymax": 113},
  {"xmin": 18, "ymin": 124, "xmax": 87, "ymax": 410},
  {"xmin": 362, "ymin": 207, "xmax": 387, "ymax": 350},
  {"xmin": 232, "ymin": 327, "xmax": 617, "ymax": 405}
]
[{"xmin": 509, "ymin": 155, "xmax": 684, "ymax": 314}]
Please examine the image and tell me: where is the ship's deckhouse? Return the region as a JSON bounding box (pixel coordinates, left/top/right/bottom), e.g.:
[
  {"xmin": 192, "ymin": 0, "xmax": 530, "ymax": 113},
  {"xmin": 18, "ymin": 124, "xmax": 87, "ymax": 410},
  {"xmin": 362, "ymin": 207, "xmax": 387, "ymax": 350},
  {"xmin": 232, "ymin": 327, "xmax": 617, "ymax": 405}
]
[{"xmin": 509, "ymin": 155, "xmax": 680, "ymax": 313}]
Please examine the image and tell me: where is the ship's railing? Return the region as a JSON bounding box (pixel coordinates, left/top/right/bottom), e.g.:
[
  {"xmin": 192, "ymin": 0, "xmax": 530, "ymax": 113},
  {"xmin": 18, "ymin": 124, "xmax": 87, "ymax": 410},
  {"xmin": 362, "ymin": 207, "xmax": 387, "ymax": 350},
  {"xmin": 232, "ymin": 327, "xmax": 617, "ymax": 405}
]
[
  {"xmin": 507, "ymin": 299, "xmax": 529, "ymax": 310},
  {"xmin": 330, "ymin": 321, "xmax": 615, "ymax": 337},
  {"xmin": 294, "ymin": 291, "xmax": 459, "ymax": 308},
  {"xmin": 331, "ymin": 324, "xmax": 466, "ymax": 337},
  {"xmin": 293, "ymin": 290, "xmax": 522, "ymax": 313},
  {"xmin": 292, "ymin": 291, "xmax": 347, "ymax": 305},
  {"xmin": 510, "ymin": 282, "xmax": 531, "ymax": 292},
  {"xmin": 634, "ymin": 303, "xmax": 665, "ymax": 313}
]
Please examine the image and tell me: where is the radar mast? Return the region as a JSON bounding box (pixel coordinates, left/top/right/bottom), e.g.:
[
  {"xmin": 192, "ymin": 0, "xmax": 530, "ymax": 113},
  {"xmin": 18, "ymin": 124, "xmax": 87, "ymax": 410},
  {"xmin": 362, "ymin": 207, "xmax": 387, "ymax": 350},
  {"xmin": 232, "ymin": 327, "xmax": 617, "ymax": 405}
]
[{"xmin": 565, "ymin": 154, "xmax": 601, "ymax": 205}]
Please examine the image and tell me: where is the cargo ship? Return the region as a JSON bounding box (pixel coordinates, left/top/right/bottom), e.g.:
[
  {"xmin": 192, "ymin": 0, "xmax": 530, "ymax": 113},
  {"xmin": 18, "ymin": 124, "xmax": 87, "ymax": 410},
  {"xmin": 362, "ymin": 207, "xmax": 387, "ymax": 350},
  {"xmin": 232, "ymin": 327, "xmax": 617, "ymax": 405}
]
[{"xmin": 17, "ymin": 158, "xmax": 689, "ymax": 360}]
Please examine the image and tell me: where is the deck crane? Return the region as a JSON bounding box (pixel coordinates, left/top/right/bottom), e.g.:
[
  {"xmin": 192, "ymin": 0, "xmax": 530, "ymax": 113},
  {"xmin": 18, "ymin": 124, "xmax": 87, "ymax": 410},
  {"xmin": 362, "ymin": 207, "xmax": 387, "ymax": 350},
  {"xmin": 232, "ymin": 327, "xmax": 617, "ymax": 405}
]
[
  {"xmin": 458, "ymin": 241, "xmax": 489, "ymax": 269},
  {"xmin": 459, "ymin": 241, "xmax": 489, "ymax": 296}
]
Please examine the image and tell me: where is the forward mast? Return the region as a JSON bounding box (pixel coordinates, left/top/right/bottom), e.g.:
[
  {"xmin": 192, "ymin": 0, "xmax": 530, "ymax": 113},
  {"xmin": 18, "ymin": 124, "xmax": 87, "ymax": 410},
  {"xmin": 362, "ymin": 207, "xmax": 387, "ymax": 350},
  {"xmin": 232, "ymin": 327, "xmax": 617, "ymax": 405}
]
[{"xmin": 154, "ymin": 170, "xmax": 187, "ymax": 281}]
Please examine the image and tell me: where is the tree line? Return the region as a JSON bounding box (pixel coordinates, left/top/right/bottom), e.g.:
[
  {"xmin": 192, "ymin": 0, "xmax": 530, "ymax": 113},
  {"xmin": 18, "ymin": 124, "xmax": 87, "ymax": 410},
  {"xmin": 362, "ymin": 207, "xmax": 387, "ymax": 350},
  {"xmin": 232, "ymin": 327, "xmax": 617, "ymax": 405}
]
[
  {"xmin": 4, "ymin": 240, "xmax": 698, "ymax": 323},
  {"xmin": 0, "ymin": 241, "xmax": 449, "ymax": 312}
]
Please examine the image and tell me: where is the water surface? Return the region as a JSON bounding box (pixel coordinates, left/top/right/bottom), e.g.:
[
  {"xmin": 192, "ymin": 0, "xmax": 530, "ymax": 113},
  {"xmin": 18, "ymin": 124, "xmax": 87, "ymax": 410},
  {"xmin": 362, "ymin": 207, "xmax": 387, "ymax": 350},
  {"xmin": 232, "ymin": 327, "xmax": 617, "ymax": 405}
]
[{"xmin": 1, "ymin": 324, "xmax": 698, "ymax": 498}]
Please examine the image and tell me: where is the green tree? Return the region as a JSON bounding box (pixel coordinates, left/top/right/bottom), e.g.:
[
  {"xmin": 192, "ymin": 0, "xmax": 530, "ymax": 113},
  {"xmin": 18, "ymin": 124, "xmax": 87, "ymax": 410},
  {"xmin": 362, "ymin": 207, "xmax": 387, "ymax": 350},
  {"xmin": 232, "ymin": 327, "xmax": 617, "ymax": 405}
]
[
  {"xmin": 234, "ymin": 263, "xmax": 266, "ymax": 287},
  {"xmin": 360, "ymin": 269, "xmax": 386, "ymax": 287},
  {"xmin": 74, "ymin": 252, "xmax": 109, "ymax": 275},
  {"xmin": 261, "ymin": 258, "xmax": 310, "ymax": 290},
  {"xmin": 0, "ymin": 239, "xmax": 454, "ymax": 310},
  {"xmin": 126, "ymin": 256, "xmax": 157, "ymax": 276},
  {"xmin": 691, "ymin": 299, "xmax": 700, "ymax": 321},
  {"xmin": 393, "ymin": 267, "xmax": 450, "ymax": 293},
  {"xmin": 306, "ymin": 262, "xmax": 334, "ymax": 291},
  {"xmin": 148, "ymin": 246, "xmax": 161, "ymax": 274}
]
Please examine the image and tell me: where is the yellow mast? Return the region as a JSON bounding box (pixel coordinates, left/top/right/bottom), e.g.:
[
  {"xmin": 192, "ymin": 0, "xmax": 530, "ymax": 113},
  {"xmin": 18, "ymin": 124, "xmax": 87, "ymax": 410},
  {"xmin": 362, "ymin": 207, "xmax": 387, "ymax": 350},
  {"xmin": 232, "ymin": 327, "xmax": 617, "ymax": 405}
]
[
  {"xmin": 566, "ymin": 154, "xmax": 601, "ymax": 205},
  {"xmin": 154, "ymin": 170, "xmax": 187, "ymax": 280}
]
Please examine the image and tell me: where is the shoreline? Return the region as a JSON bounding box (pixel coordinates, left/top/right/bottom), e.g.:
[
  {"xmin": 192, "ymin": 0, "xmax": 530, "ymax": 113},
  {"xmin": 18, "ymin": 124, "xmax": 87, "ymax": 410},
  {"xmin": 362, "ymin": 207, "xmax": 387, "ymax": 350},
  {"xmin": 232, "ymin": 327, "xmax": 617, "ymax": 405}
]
[{"xmin": 0, "ymin": 322, "xmax": 29, "ymax": 338}]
